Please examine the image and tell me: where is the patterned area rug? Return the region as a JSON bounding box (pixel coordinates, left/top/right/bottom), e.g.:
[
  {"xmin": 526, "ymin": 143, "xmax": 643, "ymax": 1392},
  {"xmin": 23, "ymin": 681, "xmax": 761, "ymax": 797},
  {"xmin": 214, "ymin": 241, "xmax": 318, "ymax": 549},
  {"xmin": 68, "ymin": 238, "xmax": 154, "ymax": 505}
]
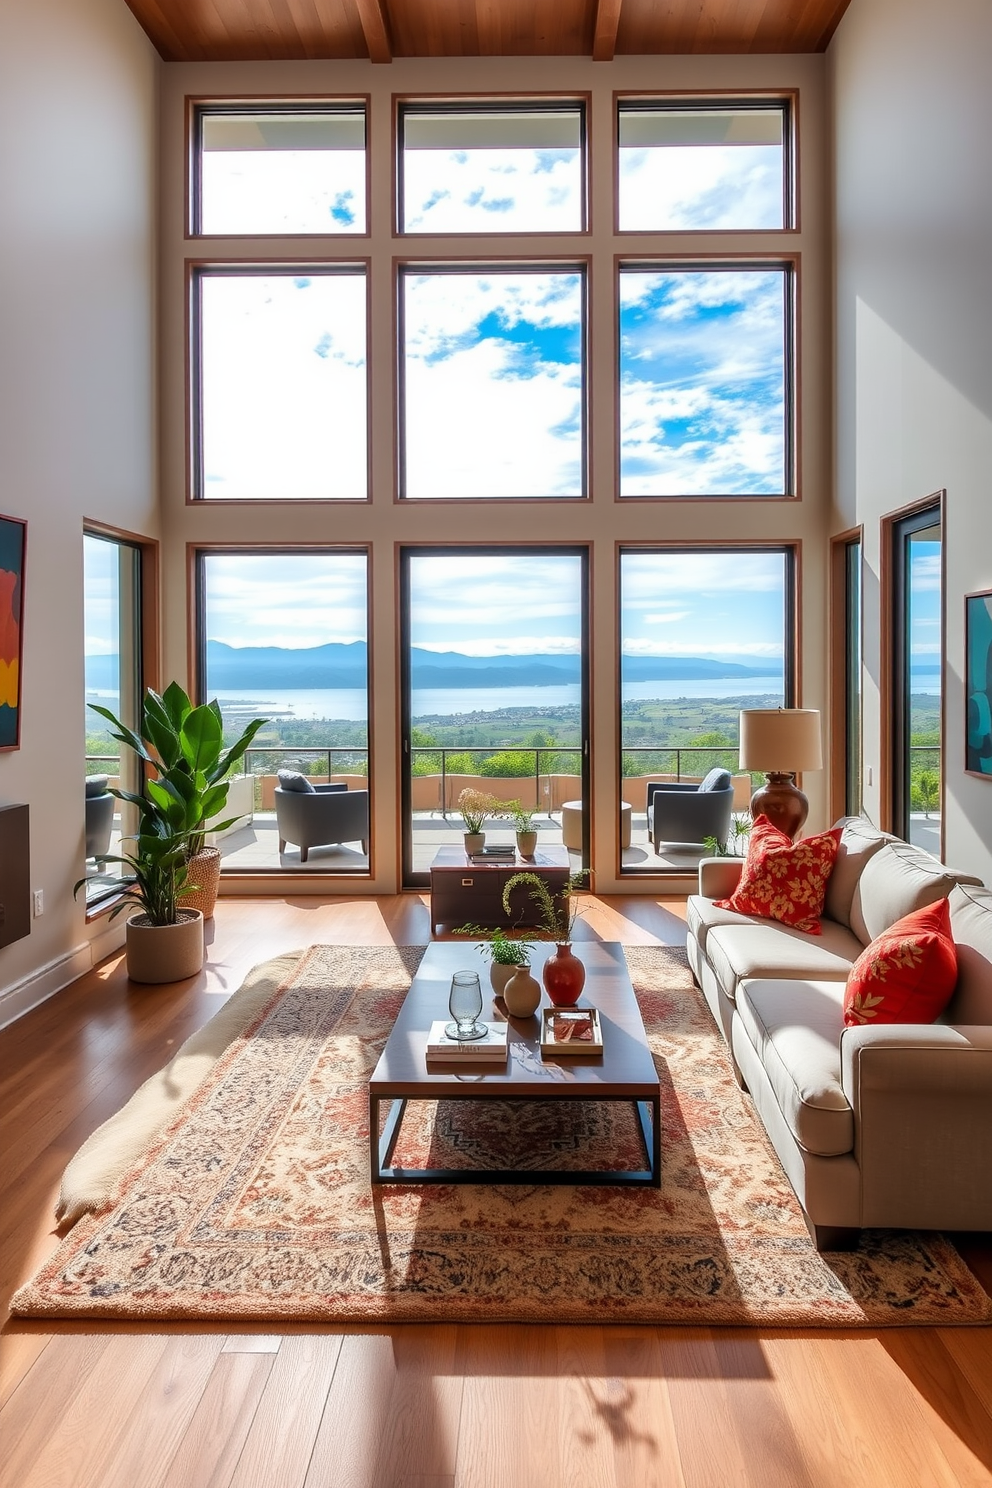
[{"xmin": 13, "ymin": 944, "xmax": 991, "ymax": 1326}]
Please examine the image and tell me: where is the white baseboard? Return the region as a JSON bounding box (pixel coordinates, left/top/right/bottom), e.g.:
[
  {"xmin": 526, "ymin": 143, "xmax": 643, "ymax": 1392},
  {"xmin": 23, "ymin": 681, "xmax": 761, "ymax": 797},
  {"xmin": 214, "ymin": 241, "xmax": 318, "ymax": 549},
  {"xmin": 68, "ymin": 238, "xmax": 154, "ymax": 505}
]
[{"xmin": 0, "ymin": 921, "xmax": 127, "ymax": 1030}]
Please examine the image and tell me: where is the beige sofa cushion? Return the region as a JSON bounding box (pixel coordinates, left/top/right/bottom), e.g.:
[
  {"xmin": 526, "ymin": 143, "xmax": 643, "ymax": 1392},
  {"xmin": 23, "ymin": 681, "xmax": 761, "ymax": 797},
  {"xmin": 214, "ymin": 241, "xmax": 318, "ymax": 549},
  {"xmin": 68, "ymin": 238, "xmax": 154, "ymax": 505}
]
[
  {"xmin": 735, "ymin": 979, "xmax": 854, "ymax": 1157},
  {"xmin": 947, "ymin": 882, "xmax": 992, "ymax": 1024},
  {"xmin": 686, "ymin": 894, "xmax": 768, "ymax": 954},
  {"xmin": 706, "ymin": 919, "xmax": 863, "ymax": 1001},
  {"xmin": 823, "ymin": 817, "xmax": 894, "ymax": 929},
  {"xmin": 849, "ymin": 841, "xmax": 983, "ymax": 946}
]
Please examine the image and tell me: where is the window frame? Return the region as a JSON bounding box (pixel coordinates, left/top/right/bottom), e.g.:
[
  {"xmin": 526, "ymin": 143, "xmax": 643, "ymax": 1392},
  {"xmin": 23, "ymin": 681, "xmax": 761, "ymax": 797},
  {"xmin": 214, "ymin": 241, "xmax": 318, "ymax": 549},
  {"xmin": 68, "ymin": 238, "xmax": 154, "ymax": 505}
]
[
  {"xmin": 394, "ymin": 94, "xmax": 591, "ymax": 238},
  {"xmin": 614, "ymin": 90, "xmax": 798, "ymax": 236},
  {"xmin": 616, "ymin": 539, "xmax": 800, "ymax": 878},
  {"xmin": 192, "ymin": 542, "xmax": 375, "ymax": 879},
  {"xmin": 615, "ymin": 255, "xmax": 799, "ymax": 502},
  {"xmin": 188, "ymin": 259, "xmax": 373, "ymax": 506},
  {"xmin": 188, "ymin": 96, "xmax": 371, "ymax": 241},
  {"xmin": 395, "ymin": 256, "xmax": 591, "ymax": 503}
]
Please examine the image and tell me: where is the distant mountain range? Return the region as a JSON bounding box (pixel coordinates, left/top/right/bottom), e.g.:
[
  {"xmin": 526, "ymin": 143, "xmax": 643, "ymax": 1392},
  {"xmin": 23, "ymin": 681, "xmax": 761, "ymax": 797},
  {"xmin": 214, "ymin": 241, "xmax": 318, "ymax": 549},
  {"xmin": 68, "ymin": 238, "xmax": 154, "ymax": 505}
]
[{"xmin": 88, "ymin": 641, "xmax": 783, "ymax": 692}]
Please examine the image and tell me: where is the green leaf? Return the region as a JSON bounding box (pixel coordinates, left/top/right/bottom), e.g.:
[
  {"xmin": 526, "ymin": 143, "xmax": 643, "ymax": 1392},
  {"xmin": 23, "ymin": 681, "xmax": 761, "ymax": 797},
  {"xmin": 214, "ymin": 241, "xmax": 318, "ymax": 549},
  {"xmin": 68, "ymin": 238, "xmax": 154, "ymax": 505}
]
[
  {"xmin": 161, "ymin": 682, "xmax": 192, "ymax": 730},
  {"xmin": 180, "ymin": 704, "xmax": 223, "ymax": 773}
]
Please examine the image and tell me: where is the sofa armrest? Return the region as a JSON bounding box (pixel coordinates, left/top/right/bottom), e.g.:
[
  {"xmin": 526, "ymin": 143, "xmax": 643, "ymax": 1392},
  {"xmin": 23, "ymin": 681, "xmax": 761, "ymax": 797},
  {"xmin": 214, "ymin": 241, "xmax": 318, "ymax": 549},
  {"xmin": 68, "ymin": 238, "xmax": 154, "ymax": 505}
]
[
  {"xmin": 839, "ymin": 1024, "xmax": 992, "ymax": 1228},
  {"xmin": 698, "ymin": 857, "xmax": 744, "ymax": 900},
  {"xmin": 840, "ymin": 1023, "xmax": 992, "ymax": 1102}
]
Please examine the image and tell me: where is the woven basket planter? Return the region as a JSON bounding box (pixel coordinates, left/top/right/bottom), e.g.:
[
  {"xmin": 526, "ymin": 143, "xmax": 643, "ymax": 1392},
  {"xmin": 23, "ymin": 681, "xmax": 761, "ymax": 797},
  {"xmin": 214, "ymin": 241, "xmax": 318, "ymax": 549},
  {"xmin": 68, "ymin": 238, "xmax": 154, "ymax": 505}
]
[{"xmin": 177, "ymin": 847, "xmax": 222, "ymax": 919}]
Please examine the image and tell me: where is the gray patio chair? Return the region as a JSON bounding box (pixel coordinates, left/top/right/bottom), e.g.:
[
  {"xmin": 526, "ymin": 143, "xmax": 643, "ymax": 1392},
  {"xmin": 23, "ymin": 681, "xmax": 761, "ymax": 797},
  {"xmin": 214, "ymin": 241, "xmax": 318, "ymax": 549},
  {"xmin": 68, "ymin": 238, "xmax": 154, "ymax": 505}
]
[
  {"xmin": 274, "ymin": 781, "xmax": 369, "ymax": 862},
  {"xmin": 646, "ymin": 767, "xmax": 735, "ymax": 853}
]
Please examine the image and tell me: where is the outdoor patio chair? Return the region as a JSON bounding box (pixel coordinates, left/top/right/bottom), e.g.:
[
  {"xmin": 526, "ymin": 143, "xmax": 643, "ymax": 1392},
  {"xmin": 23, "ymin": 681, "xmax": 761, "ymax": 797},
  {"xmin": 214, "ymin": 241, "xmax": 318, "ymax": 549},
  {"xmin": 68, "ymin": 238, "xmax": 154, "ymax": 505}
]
[
  {"xmin": 274, "ymin": 782, "xmax": 369, "ymax": 862},
  {"xmin": 646, "ymin": 768, "xmax": 735, "ymax": 853}
]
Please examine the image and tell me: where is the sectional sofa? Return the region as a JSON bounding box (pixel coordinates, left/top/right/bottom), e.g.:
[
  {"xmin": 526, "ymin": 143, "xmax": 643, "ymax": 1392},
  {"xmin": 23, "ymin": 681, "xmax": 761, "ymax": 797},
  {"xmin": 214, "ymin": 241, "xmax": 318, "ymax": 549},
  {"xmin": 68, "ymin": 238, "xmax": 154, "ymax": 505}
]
[{"xmin": 687, "ymin": 818, "xmax": 992, "ymax": 1249}]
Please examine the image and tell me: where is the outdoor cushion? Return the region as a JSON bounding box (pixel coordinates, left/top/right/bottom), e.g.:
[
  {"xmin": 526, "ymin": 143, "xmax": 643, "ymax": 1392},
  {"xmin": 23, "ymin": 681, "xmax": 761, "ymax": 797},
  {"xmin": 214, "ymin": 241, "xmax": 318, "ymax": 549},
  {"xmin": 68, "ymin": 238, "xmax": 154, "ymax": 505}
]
[
  {"xmin": 844, "ymin": 897, "xmax": 957, "ymax": 1027},
  {"xmin": 706, "ymin": 919, "xmax": 863, "ymax": 998},
  {"xmin": 698, "ymin": 767, "xmax": 732, "ymax": 793},
  {"xmin": 735, "ymin": 979, "xmax": 854, "ymax": 1157},
  {"xmin": 277, "ymin": 769, "xmax": 315, "ymax": 794}
]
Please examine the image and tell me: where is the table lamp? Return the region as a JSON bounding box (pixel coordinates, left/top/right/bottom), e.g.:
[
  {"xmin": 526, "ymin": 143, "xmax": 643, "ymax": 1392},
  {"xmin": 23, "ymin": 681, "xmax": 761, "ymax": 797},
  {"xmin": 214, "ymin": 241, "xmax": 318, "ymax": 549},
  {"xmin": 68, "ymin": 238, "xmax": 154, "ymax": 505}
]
[{"xmin": 739, "ymin": 708, "xmax": 823, "ymax": 840}]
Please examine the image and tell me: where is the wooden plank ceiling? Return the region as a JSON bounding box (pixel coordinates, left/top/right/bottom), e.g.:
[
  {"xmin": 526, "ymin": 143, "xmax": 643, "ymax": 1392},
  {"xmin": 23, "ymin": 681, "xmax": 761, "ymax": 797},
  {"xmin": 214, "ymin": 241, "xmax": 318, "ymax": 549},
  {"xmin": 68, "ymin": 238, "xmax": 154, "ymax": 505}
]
[{"xmin": 122, "ymin": 0, "xmax": 853, "ymax": 64}]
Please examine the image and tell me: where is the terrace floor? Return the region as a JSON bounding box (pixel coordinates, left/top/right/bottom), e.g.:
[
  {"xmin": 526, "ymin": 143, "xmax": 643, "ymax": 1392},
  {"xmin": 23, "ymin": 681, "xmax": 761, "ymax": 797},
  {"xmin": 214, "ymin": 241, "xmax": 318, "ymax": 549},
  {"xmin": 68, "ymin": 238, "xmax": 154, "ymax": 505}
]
[{"xmin": 213, "ymin": 808, "xmax": 712, "ymax": 876}]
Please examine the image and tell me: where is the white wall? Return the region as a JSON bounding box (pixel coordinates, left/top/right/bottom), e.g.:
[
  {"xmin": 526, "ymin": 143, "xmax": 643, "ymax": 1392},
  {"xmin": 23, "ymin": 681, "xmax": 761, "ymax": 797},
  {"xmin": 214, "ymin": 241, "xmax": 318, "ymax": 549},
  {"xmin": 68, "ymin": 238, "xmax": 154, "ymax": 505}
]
[
  {"xmin": 830, "ymin": 0, "xmax": 992, "ymax": 880},
  {"xmin": 0, "ymin": 0, "xmax": 159, "ymax": 1021}
]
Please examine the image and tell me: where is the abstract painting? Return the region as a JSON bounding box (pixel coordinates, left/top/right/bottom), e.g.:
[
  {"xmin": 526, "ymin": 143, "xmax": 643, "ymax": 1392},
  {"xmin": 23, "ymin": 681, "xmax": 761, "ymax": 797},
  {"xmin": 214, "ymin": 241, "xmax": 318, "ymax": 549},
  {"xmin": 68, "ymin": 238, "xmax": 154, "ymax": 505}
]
[
  {"xmin": 966, "ymin": 589, "xmax": 992, "ymax": 777},
  {"xmin": 0, "ymin": 514, "xmax": 26, "ymax": 751}
]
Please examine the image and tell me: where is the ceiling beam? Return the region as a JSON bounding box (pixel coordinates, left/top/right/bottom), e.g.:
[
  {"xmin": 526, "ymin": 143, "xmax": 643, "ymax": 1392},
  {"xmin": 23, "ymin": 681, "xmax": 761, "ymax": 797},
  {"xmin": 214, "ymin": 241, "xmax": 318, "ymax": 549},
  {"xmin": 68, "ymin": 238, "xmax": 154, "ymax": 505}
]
[
  {"xmin": 592, "ymin": 0, "xmax": 622, "ymax": 61},
  {"xmin": 354, "ymin": 0, "xmax": 393, "ymax": 62}
]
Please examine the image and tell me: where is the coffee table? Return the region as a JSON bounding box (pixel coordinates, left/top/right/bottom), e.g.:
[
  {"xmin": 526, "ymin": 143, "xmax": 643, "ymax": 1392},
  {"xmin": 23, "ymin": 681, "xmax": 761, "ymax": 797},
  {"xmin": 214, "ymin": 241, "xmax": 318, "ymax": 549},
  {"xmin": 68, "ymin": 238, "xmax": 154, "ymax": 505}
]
[{"xmin": 368, "ymin": 940, "xmax": 661, "ymax": 1187}]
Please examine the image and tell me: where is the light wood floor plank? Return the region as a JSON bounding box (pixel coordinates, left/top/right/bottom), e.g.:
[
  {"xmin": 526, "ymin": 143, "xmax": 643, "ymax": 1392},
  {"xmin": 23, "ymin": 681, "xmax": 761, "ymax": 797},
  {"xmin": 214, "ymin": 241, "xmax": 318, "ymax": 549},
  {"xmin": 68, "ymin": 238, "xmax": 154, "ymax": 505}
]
[
  {"xmin": 303, "ymin": 1332, "xmax": 401, "ymax": 1488},
  {"xmin": 0, "ymin": 1334, "xmax": 113, "ymax": 1488},
  {"xmin": 0, "ymin": 1329, "xmax": 50, "ymax": 1411},
  {"xmin": 18, "ymin": 1333, "xmax": 172, "ymax": 1488},
  {"xmin": 370, "ymin": 1324, "xmax": 463, "ymax": 1488},
  {"xmin": 599, "ymin": 1327, "xmax": 688, "ymax": 1488},
  {"xmin": 160, "ymin": 1350, "xmax": 275, "ymax": 1488},
  {"xmin": 81, "ymin": 1335, "xmax": 229, "ymax": 1488},
  {"xmin": 455, "ymin": 1324, "xmax": 562, "ymax": 1488},
  {"xmin": 227, "ymin": 1333, "xmax": 344, "ymax": 1488}
]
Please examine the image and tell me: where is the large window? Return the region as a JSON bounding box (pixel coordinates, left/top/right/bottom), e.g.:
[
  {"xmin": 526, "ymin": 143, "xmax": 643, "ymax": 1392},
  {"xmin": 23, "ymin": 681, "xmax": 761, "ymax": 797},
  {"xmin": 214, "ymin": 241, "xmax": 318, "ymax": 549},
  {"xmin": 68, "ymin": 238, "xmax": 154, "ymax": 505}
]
[
  {"xmin": 619, "ymin": 265, "xmax": 792, "ymax": 497},
  {"xmin": 399, "ymin": 103, "xmax": 585, "ymax": 234},
  {"xmin": 401, "ymin": 548, "xmax": 588, "ymax": 889},
  {"xmin": 198, "ymin": 551, "xmax": 370, "ymax": 874},
  {"xmin": 193, "ymin": 267, "xmax": 368, "ymax": 501},
  {"xmin": 194, "ymin": 106, "xmax": 366, "ymax": 235},
  {"xmin": 400, "ymin": 267, "xmax": 586, "ymax": 499},
  {"xmin": 619, "ymin": 547, "xmax": 793, "ymax": 873},
  {"xmin": 617, "ymin": 99, "xmax": 792, "ymax": 232},
  {"xmin": 83, "ymin": 532, "xmax": 143, "ymax": 901}
]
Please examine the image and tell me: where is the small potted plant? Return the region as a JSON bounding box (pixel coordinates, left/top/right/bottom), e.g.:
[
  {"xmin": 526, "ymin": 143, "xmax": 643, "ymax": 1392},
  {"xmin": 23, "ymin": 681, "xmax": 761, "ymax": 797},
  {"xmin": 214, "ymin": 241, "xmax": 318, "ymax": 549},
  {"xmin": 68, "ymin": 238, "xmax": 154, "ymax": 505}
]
[
  {"xmin": 454, "ymin": 924, "xmax": 541, "ymax": 1017},
  {"xmin": 507, "ymin": 800, "xmax": 538, "ymax": 858},
  {"xmin": 75, "ymin": 828, "xmax": 203, "ymax": 984},
  {"xmin": 501, "ymin": 870, "xmax": 590, "ymax": 1006},
  {"xmin": 458, "ymin": 787, "xmax": 499, "ymax": 854}
]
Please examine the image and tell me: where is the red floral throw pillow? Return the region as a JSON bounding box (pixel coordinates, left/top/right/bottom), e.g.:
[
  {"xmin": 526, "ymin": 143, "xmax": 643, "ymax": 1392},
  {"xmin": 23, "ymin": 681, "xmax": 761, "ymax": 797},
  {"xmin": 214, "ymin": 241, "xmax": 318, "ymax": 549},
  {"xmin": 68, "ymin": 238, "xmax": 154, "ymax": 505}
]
[
  {"xmin": 843, "ymin": 897, "xmax": 957, "ymax": 1027},
  {"xmin": 716, "ymin": 814, "xmax": 842, "ymax": 935}
]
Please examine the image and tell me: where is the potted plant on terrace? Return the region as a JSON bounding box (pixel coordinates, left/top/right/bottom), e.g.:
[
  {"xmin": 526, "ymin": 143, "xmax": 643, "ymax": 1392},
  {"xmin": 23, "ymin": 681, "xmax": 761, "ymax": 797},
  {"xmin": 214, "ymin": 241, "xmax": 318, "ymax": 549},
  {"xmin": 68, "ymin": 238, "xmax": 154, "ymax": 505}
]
[
  {"xmin": 91, "ymin": 683, "xmax": 267, "ymax": 920},
  {"xmin": 507, "ymin": 800, "xmax": 538, "ymax": 858},
  {"xmin": 458, "ymin": 787, "xmax": 500, "ymax": 854},
  {"xmin": 501, "ymin": 870, "xmax": 590, "ymax": 1006}
]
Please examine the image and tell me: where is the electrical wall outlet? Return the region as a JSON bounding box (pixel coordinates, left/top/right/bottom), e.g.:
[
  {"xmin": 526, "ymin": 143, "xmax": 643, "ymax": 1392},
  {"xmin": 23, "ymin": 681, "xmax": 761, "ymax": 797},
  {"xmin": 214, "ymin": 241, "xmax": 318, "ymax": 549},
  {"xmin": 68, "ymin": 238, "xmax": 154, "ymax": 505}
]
[{"xmin": 33, "ymin": 889, "xmax": 44, "ymax": 917}]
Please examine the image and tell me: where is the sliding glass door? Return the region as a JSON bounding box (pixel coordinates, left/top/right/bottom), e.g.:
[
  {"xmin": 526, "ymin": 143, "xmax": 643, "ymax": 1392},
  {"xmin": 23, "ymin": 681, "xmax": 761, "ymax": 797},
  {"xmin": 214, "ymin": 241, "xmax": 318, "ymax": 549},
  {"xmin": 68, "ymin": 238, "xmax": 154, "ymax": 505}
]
[{"xmin": 400, "ymin": 548, "xmax": 589, "ymax": 888}]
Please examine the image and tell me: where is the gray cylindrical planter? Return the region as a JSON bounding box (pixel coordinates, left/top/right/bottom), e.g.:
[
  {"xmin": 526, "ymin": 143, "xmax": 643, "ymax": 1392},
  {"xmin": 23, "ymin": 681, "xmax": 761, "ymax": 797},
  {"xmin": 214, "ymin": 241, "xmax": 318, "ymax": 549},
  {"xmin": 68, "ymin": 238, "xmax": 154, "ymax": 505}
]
[{"xmin": 126, "ymin": 910, "xmax": 204, "ymax": 984}]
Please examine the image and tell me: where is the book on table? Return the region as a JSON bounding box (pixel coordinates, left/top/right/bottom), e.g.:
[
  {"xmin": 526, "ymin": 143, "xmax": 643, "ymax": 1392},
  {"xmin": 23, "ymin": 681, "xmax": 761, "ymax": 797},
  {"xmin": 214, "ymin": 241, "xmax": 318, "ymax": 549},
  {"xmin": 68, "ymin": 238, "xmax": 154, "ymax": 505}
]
[{"xmin": 425, "ymin": 1020, "xmax": 509, "ymax": 1062}]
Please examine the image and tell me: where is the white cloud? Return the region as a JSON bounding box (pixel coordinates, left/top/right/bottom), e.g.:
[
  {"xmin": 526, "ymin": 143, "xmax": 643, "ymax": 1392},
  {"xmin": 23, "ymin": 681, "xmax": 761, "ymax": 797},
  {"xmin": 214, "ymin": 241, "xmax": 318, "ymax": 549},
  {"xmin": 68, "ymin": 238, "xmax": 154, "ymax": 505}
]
[
  {"xmin": 203, "ymin": 553, "xmax": 368, "ymax": 648},
  {"xmin": 202, "ymin": 151, "xmax": 366, "ymax": 234},
  {"xmin": 403, "ymin": 148, "xmax": 581, "ymax": 232},
  {"xmin": 618, "ymin": 144, "xmax": 781, "ymax": 231}
]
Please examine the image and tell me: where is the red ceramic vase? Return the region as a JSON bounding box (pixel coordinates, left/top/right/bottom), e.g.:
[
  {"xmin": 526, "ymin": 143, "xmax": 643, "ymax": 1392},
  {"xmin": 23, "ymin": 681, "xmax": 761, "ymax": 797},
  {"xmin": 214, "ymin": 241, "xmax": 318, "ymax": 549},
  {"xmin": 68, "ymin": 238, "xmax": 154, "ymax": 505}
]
[{"xmin": 542, "ymin": 943, "xmax": 586, "ymax": 1006}]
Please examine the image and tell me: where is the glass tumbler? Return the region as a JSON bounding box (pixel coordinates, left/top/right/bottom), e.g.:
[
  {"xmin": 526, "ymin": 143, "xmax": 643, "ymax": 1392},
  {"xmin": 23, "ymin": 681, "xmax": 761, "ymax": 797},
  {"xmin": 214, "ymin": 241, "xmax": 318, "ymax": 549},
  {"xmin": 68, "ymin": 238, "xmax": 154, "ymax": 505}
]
[{"xmin": 446, "ymin": 970, "xmax": 485, "ymax": 1041}]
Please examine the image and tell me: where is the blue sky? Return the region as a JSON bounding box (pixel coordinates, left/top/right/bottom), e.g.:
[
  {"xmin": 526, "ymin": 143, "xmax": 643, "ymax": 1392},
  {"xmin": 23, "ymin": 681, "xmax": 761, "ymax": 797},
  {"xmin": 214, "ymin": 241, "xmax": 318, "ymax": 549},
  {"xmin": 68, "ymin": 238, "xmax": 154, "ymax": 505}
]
[
  {"xmin": 621, "ymin": 551, "xmax": 786, "ymax": 666},
  {"xmin": 403, "ymin": 271, "xmax": 584, "ymax": 499}
]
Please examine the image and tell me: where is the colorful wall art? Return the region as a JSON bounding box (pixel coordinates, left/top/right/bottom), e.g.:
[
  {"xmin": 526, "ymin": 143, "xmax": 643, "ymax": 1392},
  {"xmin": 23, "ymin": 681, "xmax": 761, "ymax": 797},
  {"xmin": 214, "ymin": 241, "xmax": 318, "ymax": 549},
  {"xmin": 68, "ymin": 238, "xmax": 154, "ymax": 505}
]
[
  {"xmin": 0, "ymin": 515, "xmax": 26, "ymax": 751},
  {"xmin": 966, "ymin": 589, "xmax": 992, "ymax": 777}
]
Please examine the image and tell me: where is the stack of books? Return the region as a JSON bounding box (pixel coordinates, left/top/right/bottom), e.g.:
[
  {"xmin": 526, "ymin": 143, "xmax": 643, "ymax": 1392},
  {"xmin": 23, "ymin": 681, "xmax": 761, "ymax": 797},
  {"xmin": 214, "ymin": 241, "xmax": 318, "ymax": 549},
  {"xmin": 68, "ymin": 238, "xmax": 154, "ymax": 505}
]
[
  {"xmin": 425, "ymin": 1020, "xmax": 509, "ymax": 1062},
  {"xmin": 468, "ymin": 844, "xmax": 516, "ymax": 862}
]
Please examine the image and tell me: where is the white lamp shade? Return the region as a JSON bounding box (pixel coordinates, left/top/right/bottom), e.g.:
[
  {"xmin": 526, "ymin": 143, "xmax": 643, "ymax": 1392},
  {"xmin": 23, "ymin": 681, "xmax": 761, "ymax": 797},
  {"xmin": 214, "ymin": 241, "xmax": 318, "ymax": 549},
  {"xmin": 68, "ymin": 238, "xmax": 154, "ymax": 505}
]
[{"xmin": 739, "ymin": 708, "xmax": 823, "ymax": 773}]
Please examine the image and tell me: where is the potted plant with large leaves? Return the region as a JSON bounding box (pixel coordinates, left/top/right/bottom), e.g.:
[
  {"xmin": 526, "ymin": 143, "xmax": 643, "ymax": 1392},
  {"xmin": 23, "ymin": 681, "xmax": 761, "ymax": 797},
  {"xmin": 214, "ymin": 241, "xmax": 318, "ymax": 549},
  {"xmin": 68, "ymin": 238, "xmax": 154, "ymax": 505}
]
[
  {"xmin": 76, "ymin": 685, "xmax": 267, "ymax": 981},
  {"xmin": 91, "ymin": 683, "xmax": 267, "ymax": 921}
]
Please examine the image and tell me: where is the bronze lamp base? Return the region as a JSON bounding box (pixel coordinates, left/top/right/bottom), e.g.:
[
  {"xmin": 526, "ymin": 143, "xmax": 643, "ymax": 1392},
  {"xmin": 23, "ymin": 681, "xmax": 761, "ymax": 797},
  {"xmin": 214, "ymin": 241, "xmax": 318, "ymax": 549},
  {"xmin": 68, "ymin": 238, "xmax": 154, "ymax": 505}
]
[{"xmin": 750, "ymin": 772, "xmax": 809, "ymax": 842}]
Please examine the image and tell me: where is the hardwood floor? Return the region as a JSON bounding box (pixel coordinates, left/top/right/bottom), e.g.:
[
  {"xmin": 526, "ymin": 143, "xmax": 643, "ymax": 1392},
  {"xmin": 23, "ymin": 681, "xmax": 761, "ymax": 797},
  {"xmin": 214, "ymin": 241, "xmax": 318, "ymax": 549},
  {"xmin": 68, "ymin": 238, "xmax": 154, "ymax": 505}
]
[{"xmin": 3, "ymin": 892, "xmax": 992, "ymax": 1488}]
